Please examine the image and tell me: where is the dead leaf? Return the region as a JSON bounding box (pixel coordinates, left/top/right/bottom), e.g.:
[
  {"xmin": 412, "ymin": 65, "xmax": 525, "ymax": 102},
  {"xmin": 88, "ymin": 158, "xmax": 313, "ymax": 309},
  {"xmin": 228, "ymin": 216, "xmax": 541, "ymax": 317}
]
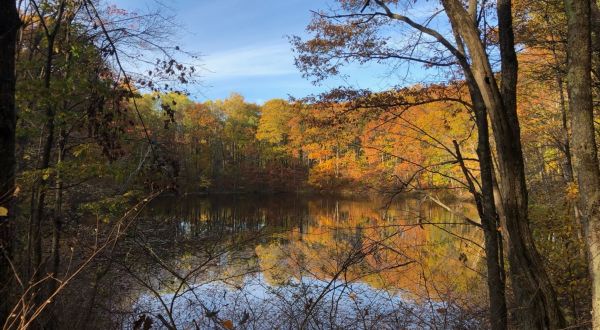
[{"xmin": 222, "ymin": 319, "xmax": 234, "ymax": 330}]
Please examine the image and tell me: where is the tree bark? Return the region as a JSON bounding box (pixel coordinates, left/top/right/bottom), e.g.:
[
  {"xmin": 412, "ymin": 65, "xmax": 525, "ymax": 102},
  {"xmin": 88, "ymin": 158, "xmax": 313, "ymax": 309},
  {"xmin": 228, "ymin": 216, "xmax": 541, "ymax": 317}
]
[
  {"xmin": 557, "ymin": 73, "xmax": 575, "ymax": 183},
  {"xmin": 473, "ymin": 102, "xmax": 508, "ymax": 330},
  {"xmin": 455, "ymin": 120, "xmax": 507, "ymax": 330},
  {"xmin": 564, "ymin": 0, "xmax": 600, "ymax": 329},
  {"xmin": 457, "ymin": 47, "xmax": 508, "ymax": 328},
  {"xmin": 442, "ymin": 0, "xmax": 566, "ymax": 328},
  {"xmin": 0, "ymin": 0, "xmax": 21, "ymax": 324}
]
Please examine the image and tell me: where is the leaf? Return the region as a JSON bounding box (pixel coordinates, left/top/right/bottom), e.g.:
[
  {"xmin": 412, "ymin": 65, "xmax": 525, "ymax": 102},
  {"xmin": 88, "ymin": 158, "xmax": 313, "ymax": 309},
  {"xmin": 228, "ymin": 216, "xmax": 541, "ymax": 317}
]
[
  {"xmin": 42, "ymin": 168, "xmax": 51, "ymax": 181},
  {"xmin": 72, "ymin": 145, "xmax": 87, "ymax": 157},
  {"xmin": 122, "ymin": 191, "xmax": 135, "ymax": 197},
  {"xmin": 0, "ymin": 207, "xmax": 8, "ymax": 217},
  {"xmin": 566, "ymin": 182, "xmax": 579, "ymax": 201},
  {"xmin": 221, "ymin": 320, "xmax": 234, "ymax": 330}
]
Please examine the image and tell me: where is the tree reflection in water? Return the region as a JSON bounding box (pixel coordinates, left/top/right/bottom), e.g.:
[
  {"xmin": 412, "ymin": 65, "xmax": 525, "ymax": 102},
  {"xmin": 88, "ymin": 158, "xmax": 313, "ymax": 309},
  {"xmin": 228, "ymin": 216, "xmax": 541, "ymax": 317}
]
[{"xmin": 115, "ymin": 194, "xmax": 487, "ymax": 329}]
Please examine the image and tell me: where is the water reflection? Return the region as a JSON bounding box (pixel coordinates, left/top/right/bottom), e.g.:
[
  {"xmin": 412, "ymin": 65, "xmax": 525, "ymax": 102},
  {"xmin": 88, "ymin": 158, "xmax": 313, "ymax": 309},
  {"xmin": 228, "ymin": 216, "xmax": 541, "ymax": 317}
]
[{"xmin": 126, "ymin": 194, "xmax": 487, "ymax": 329}]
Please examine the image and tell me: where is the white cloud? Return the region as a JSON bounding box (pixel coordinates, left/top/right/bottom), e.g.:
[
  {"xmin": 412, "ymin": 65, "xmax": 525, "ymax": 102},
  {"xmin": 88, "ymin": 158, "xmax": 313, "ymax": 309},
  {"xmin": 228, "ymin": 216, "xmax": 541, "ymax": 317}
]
[{"xmin": 202, "ymin": 43, "xmax": 297, "ymax": 80}]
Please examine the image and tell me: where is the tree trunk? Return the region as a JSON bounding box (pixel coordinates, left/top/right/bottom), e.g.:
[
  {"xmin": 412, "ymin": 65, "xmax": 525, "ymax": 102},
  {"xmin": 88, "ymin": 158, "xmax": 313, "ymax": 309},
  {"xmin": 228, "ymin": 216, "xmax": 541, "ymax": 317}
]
[
  {"xmin": 473, "ymin": 102, "xmax": 508, "ymax": 330},
  {"xmin": 459, "ymin": 53, "xmax": 509, "ymax": 328},
  {"xmin": 47, "ymin": 129, "xmax": 66, "ymax": 330},
  {"xmin": 556, "ymin": 73, "xmax": 575, "ymax": 183},
  {"xmin": 442, "ymin": 0, "xmax": 565, "ymax": 328},
  {"xmin": 450, "ymin": 16, "xmax": 508, "ymax": 328},
  {"xmin": 0, "ymin": 0, "xmax": 21, "ymax": 325},
  {"xmin": 455, "ymin": 118, "xmax": 507, "ymax": 330},
  {"xmin": 564, "ymin": 0, "xmax": 600, "ymax": 328},
  {"xmin": 32, "ymin": 36, "xmax": 58, "ymax": 278},
  {"xmin": 31, "ymin": 0, "xmax": 66, "ymax": 282}
]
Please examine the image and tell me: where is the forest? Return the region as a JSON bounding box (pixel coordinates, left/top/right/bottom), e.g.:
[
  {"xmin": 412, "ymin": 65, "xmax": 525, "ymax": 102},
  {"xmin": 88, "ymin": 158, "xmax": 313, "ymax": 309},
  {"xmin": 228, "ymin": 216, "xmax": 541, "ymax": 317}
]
[{"xmin": 0, "ymin": 0, "xmax": 599, "ymax": 329}]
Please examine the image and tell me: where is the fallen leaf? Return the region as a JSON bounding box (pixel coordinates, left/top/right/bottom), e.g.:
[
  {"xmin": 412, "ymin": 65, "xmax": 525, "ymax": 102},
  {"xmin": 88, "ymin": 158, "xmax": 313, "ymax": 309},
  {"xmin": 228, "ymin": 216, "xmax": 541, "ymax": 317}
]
[
  {"xmin": 0, "ymin": 207, "xmax": 7, "ymax": 217},
  {"xmin": 222, "ymin": 320, "xmax": 234, "ymax": 330}
]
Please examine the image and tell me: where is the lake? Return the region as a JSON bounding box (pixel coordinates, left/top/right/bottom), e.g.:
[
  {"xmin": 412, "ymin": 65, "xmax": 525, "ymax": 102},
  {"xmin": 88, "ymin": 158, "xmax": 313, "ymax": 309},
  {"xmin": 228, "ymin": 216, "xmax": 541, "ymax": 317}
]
[{"xmin": 118, "ymin": 194, "xmax": 486, "ymax": 329}]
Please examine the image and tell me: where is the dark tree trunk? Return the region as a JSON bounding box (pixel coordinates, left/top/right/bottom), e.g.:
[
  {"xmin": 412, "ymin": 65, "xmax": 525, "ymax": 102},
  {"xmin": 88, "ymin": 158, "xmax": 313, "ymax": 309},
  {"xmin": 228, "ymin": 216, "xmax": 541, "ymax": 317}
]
[
  {"xmin": 32, "ymin": 35, "xmax": 57, "ymax": 280},
  {"xmin": 442, "ymin": 0, "xmax": 565, "ymax": 328},
  {"xmin": 460, "ymin": 65, "xmax": 508, "ymax": 330},
  {"xmin": 472, "ymin": 102, "xmax": 508, "ymax": 330},
  {"xmin": 564, "ymin": 0, "xmax": 600, "ymax": 328},
  {"xmin": 496, "ymin": 1, "xmax": 565, "ymax": 328},
  {"xmin": 30, "ymin": 0, "xmax": 66, "ymax": 283},
  {"xmin": 0, "ymin": 0, "xmax": 21, "ymax": 325},
  {"xmin": 47, "ymin": 129, "xmax": 66, "ymax": 330}
]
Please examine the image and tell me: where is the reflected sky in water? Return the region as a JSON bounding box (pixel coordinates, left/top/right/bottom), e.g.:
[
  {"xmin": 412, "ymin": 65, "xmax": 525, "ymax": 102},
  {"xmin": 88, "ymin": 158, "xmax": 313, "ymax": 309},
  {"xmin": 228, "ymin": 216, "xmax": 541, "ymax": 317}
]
[{"xmin": 123, "ymin": 194, "xmax": 486, "ymax": 329}]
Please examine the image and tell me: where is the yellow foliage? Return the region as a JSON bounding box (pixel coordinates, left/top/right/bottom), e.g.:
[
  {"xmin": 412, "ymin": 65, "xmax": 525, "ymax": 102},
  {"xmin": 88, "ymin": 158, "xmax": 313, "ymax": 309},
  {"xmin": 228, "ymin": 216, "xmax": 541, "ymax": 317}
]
[
  {"xmin": 42, "ymin": 169, "xmax": 51, "ymax": 181},
  {"xmin": 566, "ymin": 182, "xmax": 579, "ymax": 201}
]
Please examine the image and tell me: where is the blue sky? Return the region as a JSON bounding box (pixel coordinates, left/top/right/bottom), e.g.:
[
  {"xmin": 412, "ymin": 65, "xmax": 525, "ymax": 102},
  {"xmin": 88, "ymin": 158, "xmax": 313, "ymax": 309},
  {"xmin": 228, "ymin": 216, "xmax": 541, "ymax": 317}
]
[{"xmin": 112, "ymin": 0, "xmax": 434, "ymax": 104}]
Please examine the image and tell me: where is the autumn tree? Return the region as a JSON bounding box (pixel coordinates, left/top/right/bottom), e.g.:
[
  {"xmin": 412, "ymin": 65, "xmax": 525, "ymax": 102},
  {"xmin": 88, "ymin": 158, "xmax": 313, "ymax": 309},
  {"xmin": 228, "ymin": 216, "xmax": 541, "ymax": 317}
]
[
  {"xmin": 292, "ymin": 0, "xmax": 564, "ymax": 328},
  {"xmin": 256, "ymin": 99, "xmax": 295, "ymax": 145}
]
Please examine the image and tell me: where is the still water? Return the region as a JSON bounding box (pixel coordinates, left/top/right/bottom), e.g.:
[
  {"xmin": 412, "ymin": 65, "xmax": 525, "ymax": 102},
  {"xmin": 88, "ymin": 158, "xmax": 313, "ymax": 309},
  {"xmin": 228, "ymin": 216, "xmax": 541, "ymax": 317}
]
[{"xmin": 124, "ymin": 194, "xmax": 486, "ymax": 329}]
